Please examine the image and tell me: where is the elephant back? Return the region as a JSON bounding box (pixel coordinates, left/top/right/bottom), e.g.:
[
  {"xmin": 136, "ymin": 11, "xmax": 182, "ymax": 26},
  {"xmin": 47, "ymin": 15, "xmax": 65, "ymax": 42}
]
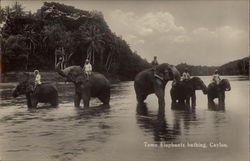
[
  {"xmin": 35, "ymin": 83, "xmax": 58, "ymax": 102},
  {"xmin": 90, "ymin": 72, "xmax": 110, "ymax": 86},
  {"xmin": 63, "ymin": 66, "xmax": 85, "ymax": 78}
]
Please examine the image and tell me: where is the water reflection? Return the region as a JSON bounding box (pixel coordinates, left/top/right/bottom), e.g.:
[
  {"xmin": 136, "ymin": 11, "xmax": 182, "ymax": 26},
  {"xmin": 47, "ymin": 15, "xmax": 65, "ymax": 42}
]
[
  {"xmin": 208, "ymin": 102, "xmax": 226, "ymax": 111},
  {"xmin": 136, "ymin": 103, "xmax": 180, "ymax": 141},
  {"xmin": 0, "ymin": 76, "xmax": 248, "ymax": 161},
  {"xmin": 171, "ymin": 102, "xmax": 196, "ymax": 111}
]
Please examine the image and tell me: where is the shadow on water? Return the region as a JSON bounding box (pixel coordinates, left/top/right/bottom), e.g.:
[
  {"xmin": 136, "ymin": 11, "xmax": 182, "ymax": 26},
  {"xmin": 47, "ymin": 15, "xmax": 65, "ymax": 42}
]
[
  {"xmin": 170, "ymin": 102, "xmax": 199, "ymax": 135},
  {"xmin": 136, "ymin": 103, "xmax": 180, "ymax": 142},
  {"xmin": 73, "ymin": 104, "xmax": 111, "ymax": 120},
  {"xmin": 171, "ymin": 102, "xmax": 196, "ymax": 112},
  {"xmin": 208, "ymin": 102, "xmax": 226, "ymax": 111}
]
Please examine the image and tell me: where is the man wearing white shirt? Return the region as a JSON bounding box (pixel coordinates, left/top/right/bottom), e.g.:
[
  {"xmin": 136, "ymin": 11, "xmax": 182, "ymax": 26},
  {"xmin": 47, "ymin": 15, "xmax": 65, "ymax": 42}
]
[
  {"xmin": 34, "ymin": 70, "xmax": 41, "ymax": 89},
  {"xmin": 84, "ymin": 59, "xmax": 92, "ymax": 80}
]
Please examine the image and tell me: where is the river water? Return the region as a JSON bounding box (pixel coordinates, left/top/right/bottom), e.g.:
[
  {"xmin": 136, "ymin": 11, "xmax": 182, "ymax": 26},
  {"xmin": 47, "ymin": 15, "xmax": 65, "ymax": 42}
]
[{"xmin": 0, "ymin": 76, "xmax": 248, "ymax": 161}]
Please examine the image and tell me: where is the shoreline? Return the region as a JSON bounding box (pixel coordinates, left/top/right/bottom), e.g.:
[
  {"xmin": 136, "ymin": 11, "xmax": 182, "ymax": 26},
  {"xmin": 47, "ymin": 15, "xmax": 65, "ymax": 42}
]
[
  {"xmin": 0, "ymin": 72, "xmax": 121, "ymax": 83},
  {"xmin": 0, "ymin": 72, "xmax": 248, "ymax": 83}
]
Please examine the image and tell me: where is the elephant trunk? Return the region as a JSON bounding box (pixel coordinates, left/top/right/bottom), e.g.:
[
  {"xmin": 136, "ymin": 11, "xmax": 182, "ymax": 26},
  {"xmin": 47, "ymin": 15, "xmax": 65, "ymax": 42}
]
[
  {"xmin": 201, "ymin": 83, "xmax": 208, "ymax": 94},
  {"xmin": 202, "ymin": 86, "xmax": 208, "ymax": 94},
  {"xmin": 55, "ymin": 62, "xmax": 75, "ymax": 82},
  {"xmin": 226, "ymin": 86, "xmax": 231, "ymax": 91},
  {"xmin": 55, "ymin": 62, "xmax": 68, "ymax": 78},
  {"xmin": 170, "ymin": 66, "xmax": 181, "ymax": 82}
]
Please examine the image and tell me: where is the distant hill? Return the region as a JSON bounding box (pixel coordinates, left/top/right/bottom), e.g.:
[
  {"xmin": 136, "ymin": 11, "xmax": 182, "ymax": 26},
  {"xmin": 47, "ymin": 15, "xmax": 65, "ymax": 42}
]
[
  {"xmin": 176, "ymin": 57, "xmax": 249, "ymax": 76},
  {"xmin": 176, "ymin": 63, "xmax": 217, "ymax": 76},
  {"xmin": 219, "ymin": 57, "xmax": 249, "ymax": 75}
]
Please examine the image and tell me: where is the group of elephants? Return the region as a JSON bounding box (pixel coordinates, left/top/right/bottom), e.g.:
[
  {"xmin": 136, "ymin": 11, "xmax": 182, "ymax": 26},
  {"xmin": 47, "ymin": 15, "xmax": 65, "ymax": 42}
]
[{"xmin": 12, "ymin": 63, "xmax": 231, "ymax": 109}]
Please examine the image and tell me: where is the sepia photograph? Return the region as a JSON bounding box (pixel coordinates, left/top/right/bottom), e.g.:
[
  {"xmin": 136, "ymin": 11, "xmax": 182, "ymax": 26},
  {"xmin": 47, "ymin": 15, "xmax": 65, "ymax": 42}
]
[{"xmin": 0, "ymin": 0, "xmax": 249, "ymax": 161}]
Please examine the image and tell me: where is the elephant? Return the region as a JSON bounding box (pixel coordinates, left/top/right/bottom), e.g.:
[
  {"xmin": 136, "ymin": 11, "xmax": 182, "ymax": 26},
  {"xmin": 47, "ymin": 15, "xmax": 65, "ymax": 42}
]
[
  {"xmin": 207, "ymin": 79, "xmax": 231, "ymax": 107},
  {"xmin": 55, "ymin": 63, "xmax": 110, "ymax": 108},
  {"xmin": 134, "ymin": 63, "xmax": 180, "ymax": 108},
  {"xmin": 170, "ymin": 77, "xmax": 207, "ymax": 107},
  {"xmin": 12, "ymin": 80, "xmax": 58, "ymax": 108}
]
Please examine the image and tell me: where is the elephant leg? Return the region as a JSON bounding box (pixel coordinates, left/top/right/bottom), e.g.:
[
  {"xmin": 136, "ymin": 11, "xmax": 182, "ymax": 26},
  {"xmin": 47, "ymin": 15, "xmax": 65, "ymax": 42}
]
[
  {"xmin": 155, "ymin": 89, "xmax": 165, "ymax": 109},
  {"xmin": 191, "ymin": 91, "xmax": 196, "ymax": 107},
  {"xmin": 98, "ymin": 90, "xmax": 110, "ymax": 105},
  {"xmin": 30, "ymin": 98, "xmax": 38, "ymax": 108},
  {"xmin": 171, "ymin": 98, "xmax": 177, "ymax": 107},
  {"xmin": 136, "ymin": 93, "xmax": 148, "ymax": 104},
  {"xmin": 82, "ymin": 93, "xmax": 90, "ymax": 108},
  {"xmin": 50, "ymin": 98, "xmax": 58, "ymax": 107},
  {"xmin": 185, "ymin": 97, "xmax": 191, "ymax": 107},
  {"xmin": 170, "ymin": 92, "xmax": 177, "ymax": 105},
  {"xmin": 208, "ymin": 95, "xmax": 215, "ymax": 107},
  {"xmin": 218, "ymin": 92, "xmax": 225, "ymax": 107},
  {"xmin": 74, "ymin": 92, "xmax": 81, "ymax": 107},
  {"xmin": 50, "ymin": 93, "xmax": 58, "ymax": 107},
  {"xmin": 179, "ymin": 99, "xmax": 184, "ymax": 103}
]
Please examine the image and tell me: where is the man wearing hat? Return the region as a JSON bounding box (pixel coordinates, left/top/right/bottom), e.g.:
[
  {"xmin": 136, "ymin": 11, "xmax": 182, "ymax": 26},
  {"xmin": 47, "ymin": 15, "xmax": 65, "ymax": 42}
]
[{"xmin": 84, "ymin": 59, "xmax": 92, "ymax": 80}]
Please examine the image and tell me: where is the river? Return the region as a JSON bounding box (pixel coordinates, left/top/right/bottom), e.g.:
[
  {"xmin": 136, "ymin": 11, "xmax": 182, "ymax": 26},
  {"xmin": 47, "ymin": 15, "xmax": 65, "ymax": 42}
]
[{"xmin": 0, "ymin": 76, "xmax": 248, "ymax": 161}]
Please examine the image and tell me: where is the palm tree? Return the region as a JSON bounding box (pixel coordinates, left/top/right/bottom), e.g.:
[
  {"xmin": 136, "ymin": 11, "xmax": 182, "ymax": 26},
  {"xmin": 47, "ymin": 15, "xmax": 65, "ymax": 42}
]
[{"xmin": 79, "ymin": 24, "xmax": 105, "ymax": 69}]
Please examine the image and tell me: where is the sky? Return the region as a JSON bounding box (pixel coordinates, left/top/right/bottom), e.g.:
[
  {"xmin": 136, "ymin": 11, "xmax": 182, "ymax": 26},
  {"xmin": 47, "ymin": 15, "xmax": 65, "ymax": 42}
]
[{"xmin": 2, "ymin": 0, "xmax": 249, "ymax": 66}]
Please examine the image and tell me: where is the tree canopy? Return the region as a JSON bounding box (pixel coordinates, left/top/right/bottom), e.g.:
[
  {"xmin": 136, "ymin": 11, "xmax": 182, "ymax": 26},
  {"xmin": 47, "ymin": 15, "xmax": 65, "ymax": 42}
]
[
  {"xmin": 0, "ymin": 2, "xmax": 150, "ymax": 80},
  {"xmin": 1, "ymin": 2, "xmax": 248, "ymax": 80}
]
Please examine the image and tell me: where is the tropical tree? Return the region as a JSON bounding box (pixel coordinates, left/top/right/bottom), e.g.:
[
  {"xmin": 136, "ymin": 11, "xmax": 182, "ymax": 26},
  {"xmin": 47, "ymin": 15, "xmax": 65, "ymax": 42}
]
[
  {"xmin": 4, "ymin": 35, "xmax": 29, "ymax": 70},
  {"xmin": 79, "ymin": 24, "xmax": 105, "ymax": 69}
]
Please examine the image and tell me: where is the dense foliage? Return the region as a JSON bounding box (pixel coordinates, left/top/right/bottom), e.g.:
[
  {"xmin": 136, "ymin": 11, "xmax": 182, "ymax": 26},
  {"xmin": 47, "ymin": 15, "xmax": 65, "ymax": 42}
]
[
  {"xmin": 0, "ymin": 2, "xmax": 248, "ymax": 81},
  {"xmin": 176, "ymin": 63, "xmax": 217, "ymax": 76},
  {"xmin": 219, "ymin": 57, "xmax": 249, "ymax": 75},
  {"xmin": 176, "ymin": 57, "xmax": 249, "ymax": 76},
  {"xmin": 0, "ymin": 2, "xmax": 150, "ymax": 80}
]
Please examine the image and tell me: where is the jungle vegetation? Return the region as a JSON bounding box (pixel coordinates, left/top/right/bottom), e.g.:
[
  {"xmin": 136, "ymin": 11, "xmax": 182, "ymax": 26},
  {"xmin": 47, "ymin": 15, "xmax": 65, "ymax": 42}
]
[
  {"xmin": 0, "ymin": 2, "xmax": 150, "ymax": 80},
  {"xmin": 1, "ymin": 2, "xmax": 248, "ymax": 81}
]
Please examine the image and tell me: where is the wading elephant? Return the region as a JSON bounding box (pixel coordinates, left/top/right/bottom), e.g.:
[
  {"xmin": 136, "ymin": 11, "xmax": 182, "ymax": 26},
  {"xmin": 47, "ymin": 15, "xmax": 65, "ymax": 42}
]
[
  {"xmin": 207, "ymin": 79, "xmax": 231, "ymax": 107},
  {"xmin": 170, "ymin": 77, "xmax": 207, "ymax": 107},
  {"xmin": 134, "ymin": 63, "xmax": 180, "ymax": 108},
  {"xmin": 56, "ymin": 64, "xmax": 110, "ymax": 108},
  {"xmin": 12, "ymin": 80, "xmax": 58, "ymax": 108}
]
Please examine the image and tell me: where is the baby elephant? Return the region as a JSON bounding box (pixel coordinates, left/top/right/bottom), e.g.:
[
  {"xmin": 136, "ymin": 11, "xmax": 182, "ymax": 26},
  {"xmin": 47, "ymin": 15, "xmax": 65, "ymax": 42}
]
[{"xmin": 13, "ymin": 80, "xmax": 58, "ymax": 108}]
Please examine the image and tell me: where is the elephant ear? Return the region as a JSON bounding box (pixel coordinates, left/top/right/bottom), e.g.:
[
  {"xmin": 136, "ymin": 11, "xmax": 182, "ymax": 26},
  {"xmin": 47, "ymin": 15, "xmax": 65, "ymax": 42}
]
[
  {"xmin": 154, "ymin": 63, "xmax": 180, "ymax": 82},
  {"xmin": 75, "ymin": 75, "xmax": 86, "ymax": 84},
  {"xmin": 25, "ymin": 82, "xmax": 35, "ymax": 93}
]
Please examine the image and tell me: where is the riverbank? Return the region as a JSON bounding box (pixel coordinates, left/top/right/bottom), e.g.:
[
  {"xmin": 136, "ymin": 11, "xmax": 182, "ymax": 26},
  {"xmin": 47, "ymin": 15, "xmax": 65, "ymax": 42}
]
[{"xmin": 0, "ymin": 72, "xmax": 121, "ymax": 83}]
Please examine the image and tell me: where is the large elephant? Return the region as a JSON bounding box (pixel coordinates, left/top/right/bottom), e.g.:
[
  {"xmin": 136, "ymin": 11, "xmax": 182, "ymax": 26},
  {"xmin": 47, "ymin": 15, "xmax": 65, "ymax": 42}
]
[
  {"xmin": 55, "ymin": 64, "xmax": 110, "ymax": 108},
  {"xmin": 170, "ymin": 77, "xmax": 207, "ymax": 107},
  {"xmin": 207, "ymin": 79, "xmax": 231, "ymax": 107},
  {"xmin": 134, "ymin": 63, "xmax": 180, "ymax": 108},
  {"xmin": 12, "ymin": 80, "xmax": 58, "ymax": 108}
]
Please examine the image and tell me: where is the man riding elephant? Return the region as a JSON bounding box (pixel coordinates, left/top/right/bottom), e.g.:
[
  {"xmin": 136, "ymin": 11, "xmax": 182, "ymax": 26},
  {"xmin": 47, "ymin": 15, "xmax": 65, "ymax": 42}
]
[
  {"xmin": 13, "ymin": 73, "xmax": 58, "ymax": 108},
  {"xmin": 134, "ymin": 63, "xmax": 180, "ymax": 109},
  {"xmin": 55, "ymin": 61, "xmax": 110, "ymax": 108},
  {"xmin": 170, "ymin": 77, "xmax": 207, "ymax": 108},
  {"xmin": 181, "ymin": 68, "xmax": 191, "ymax": 81}
]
